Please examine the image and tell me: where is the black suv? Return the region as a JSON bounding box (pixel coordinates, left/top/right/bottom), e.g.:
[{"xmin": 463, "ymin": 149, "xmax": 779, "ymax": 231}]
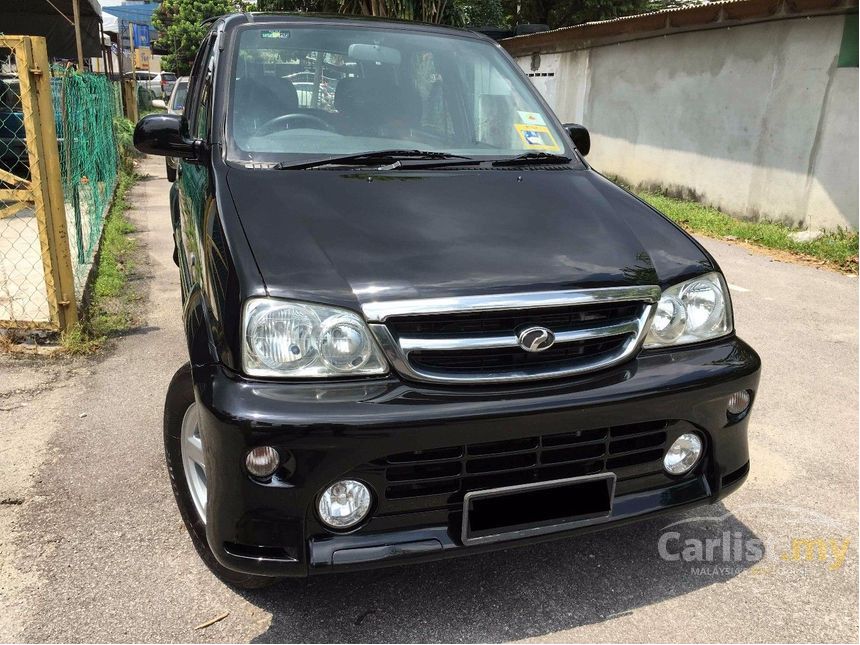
[{"xmin": 134, "ymin": 13, "xmax": 760, "ymax": 588}]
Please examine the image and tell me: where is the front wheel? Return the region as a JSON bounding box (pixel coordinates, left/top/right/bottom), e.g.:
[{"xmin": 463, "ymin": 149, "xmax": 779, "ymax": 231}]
[
  {"xmin": 166, "ymin": 161, "xmax": 177, "ymax": 182},
  {"xmin": 163, "ymin": 363, "xmax": 280, "ymax": 589}
]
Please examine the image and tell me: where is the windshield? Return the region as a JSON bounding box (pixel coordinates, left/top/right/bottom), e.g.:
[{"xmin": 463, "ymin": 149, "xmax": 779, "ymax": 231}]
[{"xmin": 225, "ymin": 25, "xmax": 572, "ymax": 165}]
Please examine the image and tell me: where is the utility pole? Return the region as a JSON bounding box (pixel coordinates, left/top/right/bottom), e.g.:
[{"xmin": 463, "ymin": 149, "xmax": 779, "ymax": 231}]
[
  {"xmin": 99, "ymin": 19, "xmax": 109, "ymax": 75},
  {"xmin": 129, "ymin": 22, "xmax": 137, "ymax": 83},
  {"xmin": 72, "ymin": 0, "xmax": 85, "ymax": 70}
]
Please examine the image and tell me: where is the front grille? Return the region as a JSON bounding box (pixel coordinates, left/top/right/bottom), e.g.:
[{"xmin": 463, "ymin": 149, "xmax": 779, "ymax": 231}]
[
  {"xmin": 351, "ymin": 421, "xmax": 675, "ymax": 514},
  {"xmin": 366, "ymin": 287, "xmax": 659, "ymax": 384},
  {"xmin": 409, "ymin": 336, "xmax": 628, "ymax": 372}
]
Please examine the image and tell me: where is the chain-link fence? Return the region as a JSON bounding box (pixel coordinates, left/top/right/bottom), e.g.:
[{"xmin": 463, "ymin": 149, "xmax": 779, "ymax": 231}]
[{"xmin": 1, "ymin": 35, "xmax": 124, "ymax": 332}]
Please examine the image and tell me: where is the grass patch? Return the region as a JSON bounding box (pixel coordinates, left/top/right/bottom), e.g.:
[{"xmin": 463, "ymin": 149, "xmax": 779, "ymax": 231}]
[
  {"xmin": 59, "ymin": 322, "xmax": 103, "ymax": 355},
  {"xmin": 62, "ymin": 170, "xmax": 139, "ymax": 354},
  {"xmin": 113, "ymin": 117, "xmax": 139, "ymax": 173},
  {"xmin": 637, "ymin": 191, "xmax": 859, "ymax": 274}
]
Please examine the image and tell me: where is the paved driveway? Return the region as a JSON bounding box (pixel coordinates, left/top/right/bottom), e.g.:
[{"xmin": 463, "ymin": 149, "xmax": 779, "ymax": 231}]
[{"xmin": 1, "ymin": 156, "xmax": 857, "ymax": 642}]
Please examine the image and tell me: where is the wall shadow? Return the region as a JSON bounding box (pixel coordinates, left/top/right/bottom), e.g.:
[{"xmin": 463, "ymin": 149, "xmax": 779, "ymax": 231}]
[{"xmin": 241, "ymin": 503, "xmax": 761, "ymax": 643}]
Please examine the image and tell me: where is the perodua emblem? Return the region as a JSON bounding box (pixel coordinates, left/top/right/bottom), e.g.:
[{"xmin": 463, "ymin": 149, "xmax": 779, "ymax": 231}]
[{"xmin": 518, "ymin": 326, "xmax": 556, "ymax": 352}]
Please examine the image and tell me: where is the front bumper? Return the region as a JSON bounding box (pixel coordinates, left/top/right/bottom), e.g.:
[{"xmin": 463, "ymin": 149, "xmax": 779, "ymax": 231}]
[{"xmin": 193, "ymin": 337, "xmax": 760, "ymax": 578}]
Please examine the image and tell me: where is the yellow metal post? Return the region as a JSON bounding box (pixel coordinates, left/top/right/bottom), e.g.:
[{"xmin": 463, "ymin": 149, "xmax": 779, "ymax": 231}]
[
  {"xmin": 127, "ymin": 23, "xmax": 139, "ymax": 122},
  {"xmin": 123, "ymin": 79, "xmax": 139, "ymax": 123},
  {"xmin": 17, "ymin": 37, "xmax": 79, "ymax": 331}
]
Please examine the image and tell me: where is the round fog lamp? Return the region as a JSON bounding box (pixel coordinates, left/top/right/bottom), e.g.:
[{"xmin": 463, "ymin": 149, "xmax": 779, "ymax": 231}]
[
  {"xmin": 663, "ymin": 433, "xmax": 703, "ymax": 475},
  {"xmin": 727, "ymin": 390, "xmax": 751, "ymax": 416},
  {"xmin": 245, "ymin": 446, "xmax": 280, "ymax": 478},
  {"xmin": 318, "ymin": 479, "xmax": 372, "ymax": 529}
]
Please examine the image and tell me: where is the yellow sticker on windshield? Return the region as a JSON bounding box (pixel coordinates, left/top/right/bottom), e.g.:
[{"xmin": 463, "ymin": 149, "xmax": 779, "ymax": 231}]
[
  {"xmin": 518, "ymin": 111, "xmax": 546, "ymax": 126},
  {"xmin": 514, "ymin": 124, "xmax": 560, "ymax": 151}
]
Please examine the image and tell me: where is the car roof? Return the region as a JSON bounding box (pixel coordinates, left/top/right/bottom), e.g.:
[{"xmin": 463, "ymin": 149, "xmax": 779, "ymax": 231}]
[{"xmin": 213, "ymin": 11, "xmax": 494, "ymax": 42}]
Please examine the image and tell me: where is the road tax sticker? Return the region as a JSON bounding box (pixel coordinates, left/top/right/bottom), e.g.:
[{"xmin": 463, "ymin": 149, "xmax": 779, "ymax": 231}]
[
  {"xmin": 517, "ymin": 111, "xmax": 546, "ymax": 126},
  {"xmin": 514, "ymin": 124, "xmax": 560, "ymax": 151},
  {"xmin": 260, "ymin": 30, "xmax": 290, "ymax": 39}
]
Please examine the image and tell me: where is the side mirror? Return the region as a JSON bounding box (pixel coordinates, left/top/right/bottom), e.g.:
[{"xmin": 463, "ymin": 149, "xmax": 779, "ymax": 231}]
[
  {"xmin": 133, "ymin": 113, "xmax": 198, "ymax": 159},
  {"xmin": 151, "ymin": 98, "xmax": 167, "ymax": 109},
  {"xmin": 562, "ymin": 123, "xmax": 590, "ymax": 156}
]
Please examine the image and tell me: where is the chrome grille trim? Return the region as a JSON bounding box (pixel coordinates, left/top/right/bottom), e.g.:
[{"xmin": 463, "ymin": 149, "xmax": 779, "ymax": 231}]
[
  {"xmin": 397, "ymin": 316, "xmax": 641, "ymax": 353},
  {"xmin": 368, "ymin": 286, "xmax": 660, "ymax": 384},
  {"xmin": 361, "ymin": 286, "xmax": 661, "ymax": 323}
]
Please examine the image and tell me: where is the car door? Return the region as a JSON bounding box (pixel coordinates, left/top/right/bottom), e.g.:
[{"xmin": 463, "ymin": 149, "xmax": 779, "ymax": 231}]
[{"xmin": 176, "ymin": 34, "xmax": 216, "ymax": 303}]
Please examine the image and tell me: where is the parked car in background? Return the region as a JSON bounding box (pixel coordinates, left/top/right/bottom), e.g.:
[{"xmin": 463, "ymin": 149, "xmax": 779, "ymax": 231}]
[
  {"xmin": 134, "ymin": 13, "xmax": 760, "ymax": 588},
  {"xmin": 0, "ymin": 74, "xmax": 27, "ymax": 180},
  {"xmin": 153, "ymin": 76, "xmax": 189, "ymax": 182},
  {"xmin": 0, "ymin": 75, "xmax": 65, "ymax": 182},
  {"xmin": 123, "ymin": 71, "xmax": 177, "ymax": 99}
]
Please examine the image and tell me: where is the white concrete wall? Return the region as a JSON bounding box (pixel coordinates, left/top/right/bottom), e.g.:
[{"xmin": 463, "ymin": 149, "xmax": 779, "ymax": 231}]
[{"xmin": 514, "ymin": 15, "xmax": 859, "ymax": 230}]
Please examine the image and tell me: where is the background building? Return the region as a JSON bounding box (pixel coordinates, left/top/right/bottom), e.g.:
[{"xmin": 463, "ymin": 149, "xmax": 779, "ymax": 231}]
[{"xmin": 503, "ymin": 0, "xmax": 859, "ymax": 231}]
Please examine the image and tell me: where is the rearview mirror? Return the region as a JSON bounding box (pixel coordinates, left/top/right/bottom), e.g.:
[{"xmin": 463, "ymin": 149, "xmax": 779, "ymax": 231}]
[
  {"xmin": 133, "ymin": 113, "xmax": 198, "ymax": 159},
  {"xmin": 562, "ymin": 123, "xmax": 590, "ymax": 156},
  {"xmin": 151, "ymin": 98, "xmax": 167, "ymax": 109},
  {"xmin": 347, "ymin": 43, "xmax": 401, "ymax": 65}
]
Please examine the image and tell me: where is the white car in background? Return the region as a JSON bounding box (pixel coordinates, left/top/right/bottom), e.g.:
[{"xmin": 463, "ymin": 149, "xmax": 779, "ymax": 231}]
[
  {"xmin": 124, "ymin": 71, "xmax": 177, "ymax": 99},
  {"xmin": 151, "ymin": 76, "xmax": 189, "ymax": 182}
]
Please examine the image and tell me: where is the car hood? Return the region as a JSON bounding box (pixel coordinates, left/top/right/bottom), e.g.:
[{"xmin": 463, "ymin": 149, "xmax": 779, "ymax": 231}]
[{"xmin": 225, "ymin": 166, "xmax": 712, "ymax": 310}]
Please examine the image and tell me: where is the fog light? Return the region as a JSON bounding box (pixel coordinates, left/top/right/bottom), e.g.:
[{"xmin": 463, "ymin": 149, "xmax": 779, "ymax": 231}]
[
  {"xmin": 245, "ymin": 446, "xmax": 280, "ymax": 478},
  {"xmin": 318, "ymin": 480, "xmax": 372, "ymax": 529},
  {"xmin": 727, "ymin": 390, "xmax": 752, "ymax": 416},
  {"xmin": 663, "ymin": 433, "xmax": 703, "ymax": 475}
]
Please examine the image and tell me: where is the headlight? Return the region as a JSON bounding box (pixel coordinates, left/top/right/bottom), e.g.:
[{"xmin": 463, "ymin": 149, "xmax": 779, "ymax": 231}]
[
  {"xmin": 242, "ymin": 298, "xmax": 388, "ymax": 378},
  {"xmin": 644, "ymin": 272, "xmax": 733, "ymax": 348}
]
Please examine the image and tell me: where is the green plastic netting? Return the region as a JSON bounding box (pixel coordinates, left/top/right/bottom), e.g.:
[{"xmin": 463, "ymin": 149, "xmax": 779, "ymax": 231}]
[{"xmin": 51, "ymin": 68, "xmax": 121, "ymax": 290}]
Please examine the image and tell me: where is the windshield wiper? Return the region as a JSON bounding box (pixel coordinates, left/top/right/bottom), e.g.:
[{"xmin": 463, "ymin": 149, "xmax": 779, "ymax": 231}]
[
  {"xmin": 490, "ymin": 152, "xmax": 572, "ymax": 167},
  {"xmin": 273, "ymin": 149, "xmax": 471, "ymax": 170}
]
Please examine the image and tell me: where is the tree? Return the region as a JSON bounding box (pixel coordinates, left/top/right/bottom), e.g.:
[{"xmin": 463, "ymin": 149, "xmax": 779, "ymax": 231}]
[
  {"xmin": 256, "ymin": 0, "xmax": 340, "ymax": 11},
  {"xmin": 648, "ymin": 0, "xmax": 708, "ymax": 9},
  {"xmin": 458, "ymin": 0, "xmax": 506, "ymax": 27},
  {"xmin": 504, "ymin": 0, "xmax": 711, "ymax": 29},
  {"xmin": 152, "ymin": 0, "xmax": 244, "ymax": 75},
  {"xmin": 502, "ymin": 0, "xmax": 656, "ymax": 29},
  {"xmin": 257, "ymin": 0, "xmax": 465, "ymax": 24},
  {"xmin": 156, "ymin": 0, "xmax": 693, "ymax": 64}
]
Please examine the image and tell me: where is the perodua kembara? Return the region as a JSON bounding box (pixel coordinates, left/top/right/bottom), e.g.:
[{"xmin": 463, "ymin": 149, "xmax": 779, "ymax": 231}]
[{"xmin": 134, "ymin": 13, "xmax": 760, "ymax": 588}]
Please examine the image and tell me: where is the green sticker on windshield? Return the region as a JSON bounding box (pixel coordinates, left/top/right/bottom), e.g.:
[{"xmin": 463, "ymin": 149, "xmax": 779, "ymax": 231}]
[{"xmin": 260, "ymin": 30, "xmax": 290, "ymax": 39}]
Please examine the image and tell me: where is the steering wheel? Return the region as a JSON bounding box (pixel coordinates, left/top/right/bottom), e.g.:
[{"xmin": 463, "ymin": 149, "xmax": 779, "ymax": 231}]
[{"xmin": 256, "ymin": 113, "xmax": 334, "ymax": 136}]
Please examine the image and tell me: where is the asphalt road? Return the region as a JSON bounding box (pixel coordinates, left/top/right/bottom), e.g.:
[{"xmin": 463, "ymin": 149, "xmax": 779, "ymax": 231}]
[{"xmin": 1, "ymin": 155, "xmax": 857, "ymax": 642}]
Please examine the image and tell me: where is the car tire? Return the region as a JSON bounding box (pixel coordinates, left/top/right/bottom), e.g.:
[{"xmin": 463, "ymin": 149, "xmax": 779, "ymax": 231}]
[
  {"xmin": 166, "ymin": 161, "xmax": 177, "ymax": 182},
  {"xmin": 164, "ymin": 363, "xmax": 281, "ymax": 589}
]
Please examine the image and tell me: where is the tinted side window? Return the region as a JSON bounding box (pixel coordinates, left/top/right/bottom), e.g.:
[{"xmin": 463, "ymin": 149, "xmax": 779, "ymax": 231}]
[
  {"xmin": 185, "ymin": 33, "xmax": 215, "ymax": 136},
  {"xmin": 194, "ymin": 76, "xmax": 212, "ymax": 140}
]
